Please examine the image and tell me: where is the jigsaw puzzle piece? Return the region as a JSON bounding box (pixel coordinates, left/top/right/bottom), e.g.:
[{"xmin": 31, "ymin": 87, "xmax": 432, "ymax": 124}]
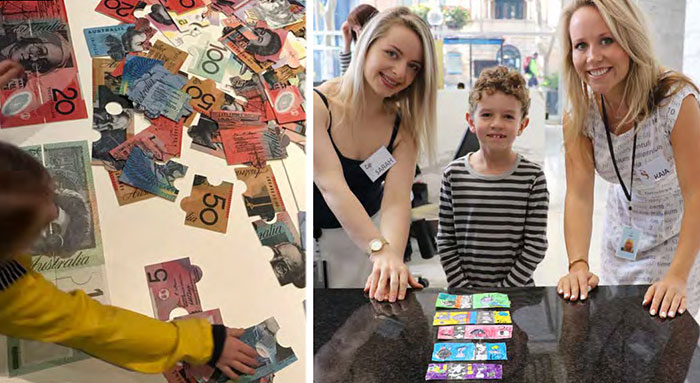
[
  {"xmin": 213, "ymin": 317, "xmax": 297, "ymax": 383},
  {"xmin": 144, "ymin": 257, "xmax": 203, "ymax": 321},
  {"xmin": 180, "ymin": 175, "xmax": 234, "ymax": 233},
  {"xmin": 234, "ymin": 165, "xmax": 285, "ymax": 221},
  {"xmin": 252, "ymin": 212, "xmax": 305, "ymax": 288},
  {"xmin": 119, "ymin": 146, "xmax": 188, "ymax": 201},
  {"xmin": 54, "ymin": 266, "xmax": 111, "ymax": 305}
]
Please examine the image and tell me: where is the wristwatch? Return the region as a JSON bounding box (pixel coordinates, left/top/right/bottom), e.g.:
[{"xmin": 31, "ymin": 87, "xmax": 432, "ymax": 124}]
[{"xmin": 368, "ymin": 238, "xmax": 389, "ymax": 256}]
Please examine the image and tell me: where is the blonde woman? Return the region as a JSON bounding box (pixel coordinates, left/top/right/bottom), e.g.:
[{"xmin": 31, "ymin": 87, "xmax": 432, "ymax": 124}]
[
  {"xmin": 314, "ymin": 7, "xmax": 437, "ymax": 302},
  {"xmin": 557, "ymin": 0, "xmax": 700, "ymax": 318}
]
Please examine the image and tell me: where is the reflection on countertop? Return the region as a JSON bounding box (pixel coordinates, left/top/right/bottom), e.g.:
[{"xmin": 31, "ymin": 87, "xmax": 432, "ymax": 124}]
[{"xmin": 314, "ymin": 286, "xmax": 700, "ymax": 383}]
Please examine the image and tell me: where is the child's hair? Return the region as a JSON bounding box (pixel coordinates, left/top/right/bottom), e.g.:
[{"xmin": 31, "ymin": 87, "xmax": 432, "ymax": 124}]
[
  {"xmin": 468, "ymin": 66, "xmax": 530, "ymax": 119},
  {"xmin": 347, "ymin": 4, "xmax": 379, "ymax": 41},
  {"xmin": 560, "ymin": 0, "xmax": 699, "ymax": 148},
  {"xmin": 331, "ymin": 6, "xmax": 438, "ymax": 161},
  {"xmin": 0, "ymin": 141, "xmax": 51, "ymax": 260}
]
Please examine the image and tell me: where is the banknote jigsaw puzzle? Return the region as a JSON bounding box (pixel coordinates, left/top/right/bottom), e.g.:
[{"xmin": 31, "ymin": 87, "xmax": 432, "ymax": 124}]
[
  {"xmin": 144, "ymin": 257, "xmax": 204, "ymax": 321},
  {"xmin": 119, "ymin": 146, "xmax": 188, "ymax": 201},
  {"xmin": 9, "ymin": 143, "xmax": 107, "ymax": 376},
  {"xmin": 211, "ymin": 317, "xmax": 297, "ymax": 383},
  {"xmin": 180, "ymin": 175, "xmax": 234, "ymax": 233},
  {"xmin": 0, "ymin": 0, "xmax": 88, "ymax": 128},
  {"xmin": 235, "ymin": 165, "xmax": 286, "ymax": 221},
  {"xmin": 252, "ymin": 212, "xmax": 305, "ymax": 288}
]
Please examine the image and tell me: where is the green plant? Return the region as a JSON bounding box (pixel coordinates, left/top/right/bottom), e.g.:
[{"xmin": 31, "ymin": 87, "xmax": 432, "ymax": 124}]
[
  {"xmin": 411, "ymin": 3, "xmax": 431, "ymax": 23},
  {"xmin": 442, "ymin": 6, "xmax": 470, "ymax": 30},
  {"xmin": 543, "ymin": 72, "xmax": 559, "ymax": 90}
]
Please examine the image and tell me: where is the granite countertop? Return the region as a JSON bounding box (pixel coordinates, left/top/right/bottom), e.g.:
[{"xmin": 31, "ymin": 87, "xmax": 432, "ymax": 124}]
[{"xmin": 314, "ymin": 285, "xmax": 700, "ymax": 383}]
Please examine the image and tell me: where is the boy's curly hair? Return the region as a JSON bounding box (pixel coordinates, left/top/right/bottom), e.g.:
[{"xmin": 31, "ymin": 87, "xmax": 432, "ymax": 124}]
[
  {"xmin": 468, "ymin": 66, "xmax": 530, "ymax": 119},
  {"xmin": 0, "ymin": 141, "xmax": 51, "ymax": 261}
]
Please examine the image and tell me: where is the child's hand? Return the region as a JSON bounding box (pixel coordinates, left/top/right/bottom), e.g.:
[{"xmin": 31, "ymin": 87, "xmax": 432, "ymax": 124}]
[
  {"xmin": 215, "ymin": 328, "xmax": 260, "ymax": 380},
  {"xmin": 643, "ymin": 273, "xmax": 687, "ymax": 318},
  {"xmin": 0, "ymin": 60, "xmax": 24, "ymax": 88}
]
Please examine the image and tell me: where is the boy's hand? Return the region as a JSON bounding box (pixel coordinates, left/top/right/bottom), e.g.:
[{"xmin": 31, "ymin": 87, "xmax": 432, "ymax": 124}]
[
  {"xmin": 341, "ymin": 21, "xmax": 353, "ymax": 52},
  {"xmin": 215, "ymin": 328, "xmax": 260, "ymax": 380},
  {"xmin": 557, "ymin": 262, "xmax": 599, "ymax": 301},
  {"xmin": 364, "ymin": 247, "xmax": 423, "ymax": 302},
  {"xmin": 0, "ymin": 60, "xmax": 24, "ymax": 88},
  {"xmin": 643, "ymin": 273, "xmax": 687, "ymax": 318}
]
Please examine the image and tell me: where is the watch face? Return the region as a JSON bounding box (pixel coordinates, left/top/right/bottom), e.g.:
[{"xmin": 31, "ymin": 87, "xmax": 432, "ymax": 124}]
[{"xmin": 370, "ymin": 240, "xmax": 382, "ymax": 252}]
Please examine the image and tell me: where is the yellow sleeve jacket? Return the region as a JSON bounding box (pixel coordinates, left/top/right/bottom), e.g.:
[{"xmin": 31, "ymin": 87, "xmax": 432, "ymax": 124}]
[{"xmin": 0, "ymin": 256, "xmax": 225, "ymax": 373}]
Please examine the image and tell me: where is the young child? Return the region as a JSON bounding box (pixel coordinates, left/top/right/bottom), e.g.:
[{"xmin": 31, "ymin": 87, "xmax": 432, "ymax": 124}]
[
  {"xmin": 0, "ymin": 60, "xmax": 258, "ymax": 380},
  {"xmin": 438, "ymin": 66, "xmax": 549, "ymax": 288}
]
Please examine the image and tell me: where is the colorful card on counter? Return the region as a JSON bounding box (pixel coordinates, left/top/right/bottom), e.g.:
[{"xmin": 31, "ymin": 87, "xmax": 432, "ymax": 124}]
[
  {"xmin": 433, "ymin": 311, "xmax": 511, "ymax": 326},
  {"xmin": 426, "ymin": 363, "xmax": 502, "ymax": 380},
  {"xmin": 436, "ymin": 293, "xmax": 511, "ymax": 309},
  {"xmin": 144, "ymin": 257, "xmax": 203, "ymax": 321},
  {"xmin": 432, "ymin": 343, "xmax": 507, "ymax": 362},
  {"xmin": 437, "ymin": 325, "xmax": 513, "ymax": 340}
]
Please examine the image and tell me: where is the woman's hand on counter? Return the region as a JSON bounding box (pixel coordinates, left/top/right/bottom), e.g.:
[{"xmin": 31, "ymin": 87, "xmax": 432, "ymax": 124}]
[
  {"xmin": 364, "ymin": 247, "xmax": 423, "ymax": 302},
  {"xmin": 557, "ymin": 262, "xmax": 599, "ymax": 301},
  {"xmin": 643, "ymin": 273, "xmax": 687, "ymax": 318}
]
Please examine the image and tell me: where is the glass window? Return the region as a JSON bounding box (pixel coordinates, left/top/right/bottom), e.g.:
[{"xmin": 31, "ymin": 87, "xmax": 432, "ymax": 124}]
[{"xmin": 495, "ymin": 0, "xmax": 524, "ymax": 20}]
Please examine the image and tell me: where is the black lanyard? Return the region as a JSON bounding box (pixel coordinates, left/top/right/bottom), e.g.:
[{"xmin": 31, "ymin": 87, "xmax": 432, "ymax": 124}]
[{"xmin": 600, "ymin": 95, "xmax": 637, "ymax": 207}]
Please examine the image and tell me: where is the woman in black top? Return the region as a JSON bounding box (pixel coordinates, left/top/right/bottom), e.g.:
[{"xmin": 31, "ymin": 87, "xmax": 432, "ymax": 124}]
[{"xmin": 314, "ymin": 7, "xmax": 437, "ymax": 302}]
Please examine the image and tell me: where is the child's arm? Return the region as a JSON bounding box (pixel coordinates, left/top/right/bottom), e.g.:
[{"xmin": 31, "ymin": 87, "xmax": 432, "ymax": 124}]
[
  {"xmin": 437, "ymin": 166, "xmax": 460, "ymax": 286},
  {"xmin": 0, "ymin": 257, "xmax": 218, "ymax": 374},
  {"xmin": 501, "ymin": 170, "xmax": 549, "ymax": 287}
]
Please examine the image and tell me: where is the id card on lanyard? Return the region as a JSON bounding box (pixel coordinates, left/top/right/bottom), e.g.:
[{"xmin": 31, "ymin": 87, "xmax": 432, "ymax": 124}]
[{"xmin": 601, "ymin": 95, "xmax": 641, "ymax": 261}]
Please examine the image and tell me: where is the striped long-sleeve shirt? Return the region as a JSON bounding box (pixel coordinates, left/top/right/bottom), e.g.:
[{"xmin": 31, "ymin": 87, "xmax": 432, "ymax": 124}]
[{"xmin": 437, "ymin": 153, "xmax": 549, "ymax": 288}]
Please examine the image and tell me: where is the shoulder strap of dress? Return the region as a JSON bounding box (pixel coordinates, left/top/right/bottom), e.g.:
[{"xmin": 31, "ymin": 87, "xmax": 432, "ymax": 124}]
[
  {"xmin": 387, "ymin": 112, "xmax": 401, "ymax": 151},
  {"xmin": 313, "ymin": 88, "xmax": 333, "ymax": 131}
]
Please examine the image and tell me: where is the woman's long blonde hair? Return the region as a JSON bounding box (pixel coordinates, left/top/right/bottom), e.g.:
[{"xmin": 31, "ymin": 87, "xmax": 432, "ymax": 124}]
[
  {"xmin": 327, "ymin": 6, "xmax": 438, "ymax": 161},
  {"xmin": 560, "ymin": 0, "xmax": 698, "ymax": 147}
]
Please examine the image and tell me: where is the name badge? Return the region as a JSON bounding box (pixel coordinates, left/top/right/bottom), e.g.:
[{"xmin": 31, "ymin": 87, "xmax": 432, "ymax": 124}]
[
  {"xmin": 637, "ymin": 155, "xmax": 672, "ymax": 186},
  {"xmin": 361, "ymin": 146, "xmax": 397, "ymax": 182},
  {"xmin": 615, "ymin": 226, "xmax": 641, "ymax": 261}
]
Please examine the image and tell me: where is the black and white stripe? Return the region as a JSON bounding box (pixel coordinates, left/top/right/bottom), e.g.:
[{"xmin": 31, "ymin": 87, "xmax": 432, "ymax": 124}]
[
  {"xmin": 339, "ymin": 52, "xmax": 352, "ymax": 74},
  {"xmin": 438, "ymin": 154, "xmax": 549, "ymax": 288},
  {"xmin": 0, "ymin": 259, "xmax": 27, "ymax": 291}
]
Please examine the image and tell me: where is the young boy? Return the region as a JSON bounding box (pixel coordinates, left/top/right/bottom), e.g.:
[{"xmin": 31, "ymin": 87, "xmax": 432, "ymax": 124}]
[
  {"xmin": 438, "ymin": 66, "xmax": 549, "ymax": 288},
  {"xmin": 0, "ymin": 60, "xmax": 257, "ymax": 380}
]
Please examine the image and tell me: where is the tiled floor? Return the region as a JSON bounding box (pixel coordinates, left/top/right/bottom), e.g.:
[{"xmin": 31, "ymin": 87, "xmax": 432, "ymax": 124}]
[{"xmin": 407, "ymin": 123, "xmax": 611, "ymax": 289}]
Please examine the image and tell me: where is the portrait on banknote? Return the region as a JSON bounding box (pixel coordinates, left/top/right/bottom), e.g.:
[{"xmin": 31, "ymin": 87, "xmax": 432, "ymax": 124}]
[
  {"xmin": 104, "ymin": 26, "xmax": 149, "ymax": 60},
  {"xmin": 270, "ymin": 242, "xmax": 305, "ymax": 288},
  {"xmin": 0, "ymin": 22, "xmax": 74, "ymax": 75},
  {"xmin": 93, "ymin": 108, "xmax": 132, "ymax": 132},
  {"xmin": 244, "ymin": 0, "xmax": 303, "ymax": 29},
  {"xmin": 245, "ymin": 27, "xmax": 282, "ymax": 57},
  {"xmin": 31, "ymin": 153, "xmax": 95, "ymax": 258},
  {"xmin": 148, "ymin": 4, "xmax": 175, "ymax": 27}
]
